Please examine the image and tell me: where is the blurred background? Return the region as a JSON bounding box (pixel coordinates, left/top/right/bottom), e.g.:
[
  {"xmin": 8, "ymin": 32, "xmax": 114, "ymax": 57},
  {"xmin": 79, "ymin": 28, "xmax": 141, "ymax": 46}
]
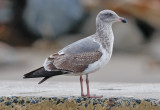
[{"xmin": 0, "ymin": 0, "xmax": 160, "ymax": 83}]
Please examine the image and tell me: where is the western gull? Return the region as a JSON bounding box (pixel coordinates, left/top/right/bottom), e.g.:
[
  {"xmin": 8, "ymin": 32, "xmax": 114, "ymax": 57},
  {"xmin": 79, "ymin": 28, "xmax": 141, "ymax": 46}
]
[{"xmin": 24, "ymin": 10, "xmax": 127, "ymax": 98}]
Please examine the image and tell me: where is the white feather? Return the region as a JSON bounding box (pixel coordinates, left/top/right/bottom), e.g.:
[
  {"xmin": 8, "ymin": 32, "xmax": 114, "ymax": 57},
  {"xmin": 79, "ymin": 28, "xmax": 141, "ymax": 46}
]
[{"xmin": 43, "ymin": 58, "xmax": 52, "ymax": 71}]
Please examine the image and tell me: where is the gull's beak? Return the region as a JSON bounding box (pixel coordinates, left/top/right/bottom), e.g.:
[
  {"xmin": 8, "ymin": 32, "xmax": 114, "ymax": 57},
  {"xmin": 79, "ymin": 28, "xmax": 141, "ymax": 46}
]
[{"xmin": 118, "ymin": 17, "xmax": 127, "ymax": 23}]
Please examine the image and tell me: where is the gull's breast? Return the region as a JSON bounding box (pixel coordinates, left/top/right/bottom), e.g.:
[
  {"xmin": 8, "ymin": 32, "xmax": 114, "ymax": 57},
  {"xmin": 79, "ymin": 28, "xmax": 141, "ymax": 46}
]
[{"xmin": 82, "ymin": 46, "xmax": 112, "ymax": 75}]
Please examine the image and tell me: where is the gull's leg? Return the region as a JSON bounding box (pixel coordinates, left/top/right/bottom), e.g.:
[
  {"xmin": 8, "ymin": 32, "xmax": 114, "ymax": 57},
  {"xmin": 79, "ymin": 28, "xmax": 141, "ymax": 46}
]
[
  {"xmin": 86, "ymin": 74, "xmax": 90, "ymax": 96},
  {"xmin": 80, "ymin": 75, "xmax": 85, "ymax": 97},
  {"xmin": 86, "ymin": 74, "xmax": 103, "ymax": 98}
]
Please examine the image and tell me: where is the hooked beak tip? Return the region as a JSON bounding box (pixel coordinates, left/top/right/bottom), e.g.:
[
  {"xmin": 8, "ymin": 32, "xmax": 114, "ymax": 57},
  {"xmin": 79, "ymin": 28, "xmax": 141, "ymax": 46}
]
[{"xmin": 119, "ymin": 17, "xmax": 127, "ymax": 23}]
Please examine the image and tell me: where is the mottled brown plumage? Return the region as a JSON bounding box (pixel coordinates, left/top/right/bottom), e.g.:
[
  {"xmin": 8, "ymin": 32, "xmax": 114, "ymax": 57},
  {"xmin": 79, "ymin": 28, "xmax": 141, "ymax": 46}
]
[{"xmin": 46, "ymin": 51, "xmax": 102, "ymax": 73}]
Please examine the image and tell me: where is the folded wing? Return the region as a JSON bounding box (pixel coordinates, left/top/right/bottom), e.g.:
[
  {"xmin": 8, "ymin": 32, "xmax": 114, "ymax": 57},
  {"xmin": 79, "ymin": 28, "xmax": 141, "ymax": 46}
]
[{"xmin": 44, "ymin": 37, "xmax": 102, "ymax": 73}]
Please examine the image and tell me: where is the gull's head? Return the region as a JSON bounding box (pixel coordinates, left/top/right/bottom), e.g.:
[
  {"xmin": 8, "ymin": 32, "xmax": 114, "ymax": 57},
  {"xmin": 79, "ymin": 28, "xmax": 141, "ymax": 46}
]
[{"xmin": 97, "ymin": 10, "xmax": 127, "ymax": 24}]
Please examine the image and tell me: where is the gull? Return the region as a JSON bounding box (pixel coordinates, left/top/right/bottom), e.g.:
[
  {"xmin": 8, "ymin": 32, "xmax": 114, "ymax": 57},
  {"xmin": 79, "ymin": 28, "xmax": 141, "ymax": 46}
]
[{"xmin": 24, "ymin": 10, "xmax": 127, "ymax": 98}]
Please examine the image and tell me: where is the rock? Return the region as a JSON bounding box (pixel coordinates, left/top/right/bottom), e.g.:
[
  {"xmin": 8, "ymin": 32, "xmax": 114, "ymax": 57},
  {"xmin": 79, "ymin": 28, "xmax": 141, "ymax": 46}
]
[
  {"xmin": 0, "ymin": 42, "xmax": 17, "ymax": 64},
  {"xmin": 80, "ymin": 10, "xmax": 97, "ymax": 36},
  {"xmin": 0, "ymin": 0, "xmax": 13, "ymax": 23},
  {"xmin": 95, "ymin": 0, "xmax": 160, "ymax": 28},
  {"xmin": 23, "ymin": 0, "xmax": 85, "ymax": 39},
  {"xmin": 82, "ymin": 0, "xmax": 160, "ymax": 29},
  {"xmin": 148, "ymin": 32, "xmax": 160, "ymax": 61},
  {"xmin": 143, "ymin": 32, "xmax": 160, "ymax": 72},
  {"xmin": 0, "ymin": 1, "xmax": 37, "ymax": 46},
  {"xmin": 116, "ymin": 0, "xmax": 160, "ymax": 28},
  {"xmin": 81, "ymin": 0, "xmax": 100, "ymax": 9}
]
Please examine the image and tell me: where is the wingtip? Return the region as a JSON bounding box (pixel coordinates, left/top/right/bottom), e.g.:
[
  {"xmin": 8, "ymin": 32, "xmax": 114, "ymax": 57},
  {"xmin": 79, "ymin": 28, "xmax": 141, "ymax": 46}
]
[
  {"xmin": 23, "ymin": 73, "xmax": 30, "ymax": 78},
  {"xmin": 38, "ymin": 77, "xmax": 50, "ymax": 84},
  {"xmin": 38, "ymin": 80, "xmax": 44, "ymax": 84},
  {"xmin": 23, "ymin": 74, "xmax": 27, "ymax": 79},
  {"xmin": 38, "ymin": 82, "xmax": 42, "ymax": 84}
]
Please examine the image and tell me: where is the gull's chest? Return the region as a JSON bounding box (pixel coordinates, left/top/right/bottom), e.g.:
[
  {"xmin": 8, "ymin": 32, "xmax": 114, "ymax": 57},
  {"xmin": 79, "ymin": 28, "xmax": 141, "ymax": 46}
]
[{"xmin": 82, "ymin": 47, "xmax": 111, "ymax": 74}]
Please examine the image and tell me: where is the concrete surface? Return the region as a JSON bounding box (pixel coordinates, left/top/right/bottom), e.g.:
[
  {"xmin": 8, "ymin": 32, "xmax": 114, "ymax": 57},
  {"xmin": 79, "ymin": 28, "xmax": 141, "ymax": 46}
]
[
  {"xmin": 0, "ymin": 81, "xmax": 160, "ymax": 99},
  {"xmin": 0, "ymin": 81, "xmax": 160, "ymax": 110}
]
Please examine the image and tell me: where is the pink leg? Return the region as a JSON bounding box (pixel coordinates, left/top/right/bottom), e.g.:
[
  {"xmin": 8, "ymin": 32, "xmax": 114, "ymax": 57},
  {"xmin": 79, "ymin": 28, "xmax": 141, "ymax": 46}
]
[
  {"xmin": 80, "ymin": 75, "xmax": 85, "ymax": 97},
  {"xmin": 86, "ymin": 74, "xmax": 103, "ymax": 98},
  {"xmin": 86, "ymin": 74, "xmax": 90, "ymax": 96}
]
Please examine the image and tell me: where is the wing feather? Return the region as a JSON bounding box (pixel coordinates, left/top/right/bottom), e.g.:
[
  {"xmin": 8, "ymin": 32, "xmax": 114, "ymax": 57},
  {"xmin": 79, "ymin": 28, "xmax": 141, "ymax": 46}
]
[{"xmin": 43, "ymin": 36, "xmax": 102, "ymax": 73}]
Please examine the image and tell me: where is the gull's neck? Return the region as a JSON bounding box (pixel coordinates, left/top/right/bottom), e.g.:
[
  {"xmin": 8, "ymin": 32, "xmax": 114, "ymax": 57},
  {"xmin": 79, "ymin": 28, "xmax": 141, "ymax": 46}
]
[{"xmin": 93, "ymin": 19, "xmax": 114, "ymax": 53}]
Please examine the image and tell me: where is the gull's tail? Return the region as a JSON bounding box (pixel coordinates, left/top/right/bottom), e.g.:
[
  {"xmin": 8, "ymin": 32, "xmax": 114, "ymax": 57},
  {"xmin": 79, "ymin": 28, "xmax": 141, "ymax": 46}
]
[{"xmin": 23, "ymin": 67, "xmax": 65, "ymax": 84}]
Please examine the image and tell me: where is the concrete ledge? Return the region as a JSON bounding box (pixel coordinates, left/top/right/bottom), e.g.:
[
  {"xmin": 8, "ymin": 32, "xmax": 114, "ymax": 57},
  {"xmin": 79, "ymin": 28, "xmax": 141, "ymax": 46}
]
[
  {"xmin": 1, "ymin": 81, "xmax": 160, "ymax": 109},
  {"xmin": 0, "ymin": 96, "xmax": 160, "ymax": 110}
]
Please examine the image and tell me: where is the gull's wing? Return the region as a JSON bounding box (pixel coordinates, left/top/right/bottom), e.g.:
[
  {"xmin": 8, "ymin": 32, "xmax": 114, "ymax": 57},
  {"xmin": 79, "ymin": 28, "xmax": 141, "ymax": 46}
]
[{"xmin": 43, "ymin": 37, "xmax": 102, "ymax": 73}]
